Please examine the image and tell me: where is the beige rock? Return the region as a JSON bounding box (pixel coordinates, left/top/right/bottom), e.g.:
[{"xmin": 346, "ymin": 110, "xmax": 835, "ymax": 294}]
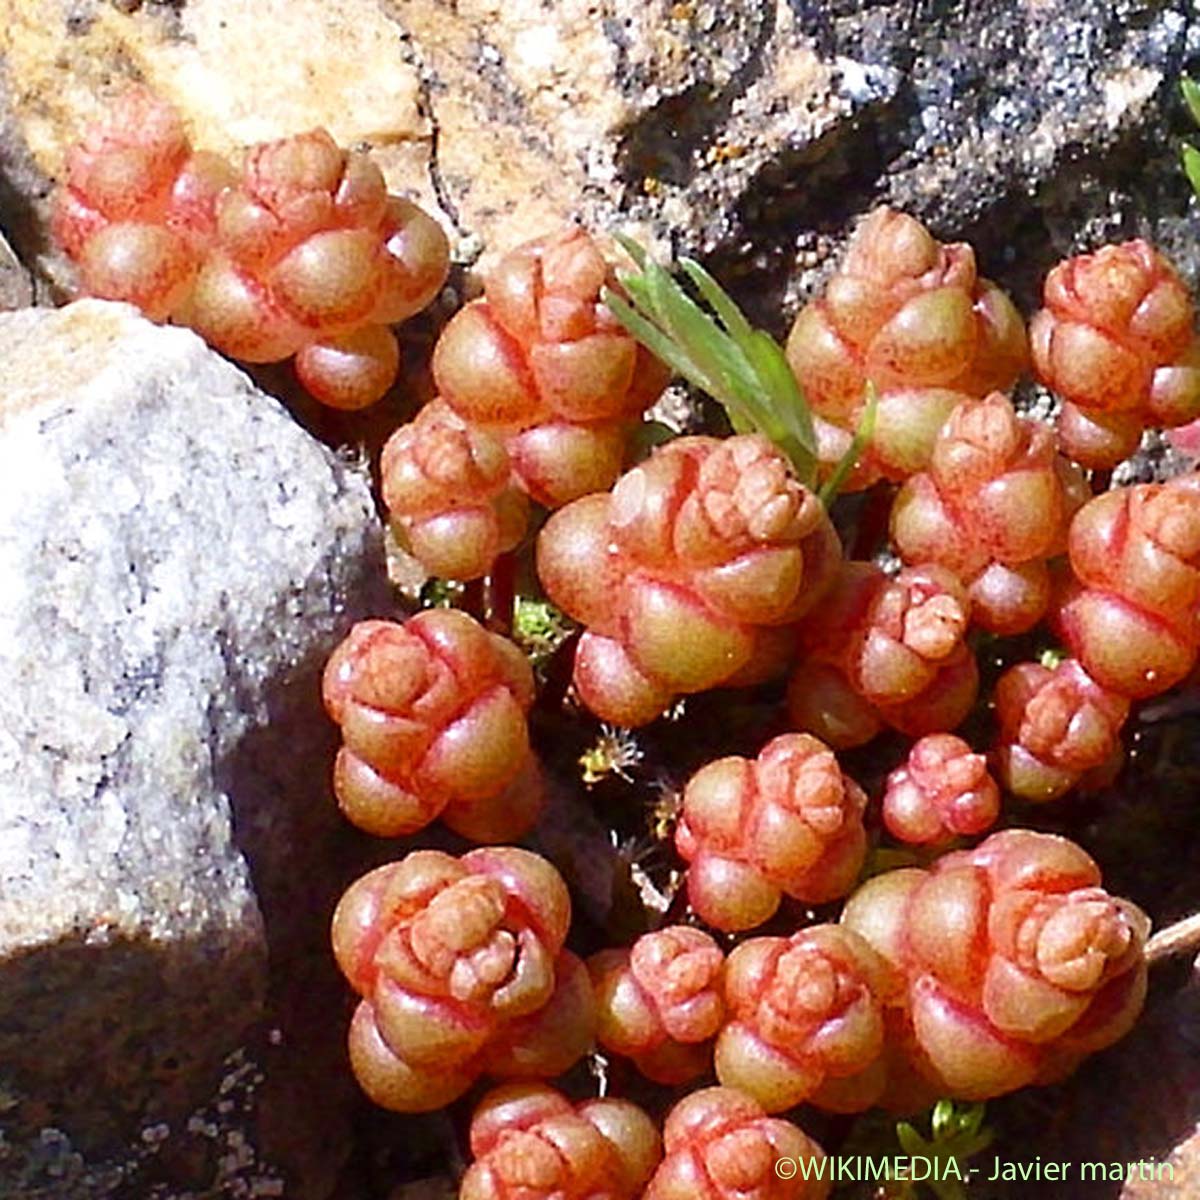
[
  {"xmin": 0, "ymin": 0, "xmax": 839, "ymax": 287},
  {"xmin": 0, "ymin": 229, "xmax": 32, "ymax": 310},
  {"xmin": 0, "ymin": 0, "xmax": 434, "ymax": 289},
  {"xmin": 0, "ymin": 0, "xmax": 426, "ymax": 172}
]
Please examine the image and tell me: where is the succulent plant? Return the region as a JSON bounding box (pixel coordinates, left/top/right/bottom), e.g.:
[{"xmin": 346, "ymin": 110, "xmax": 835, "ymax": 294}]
[
  {"xmin": 890, "ymin": 392, "xmax": 1089, "ymax": 635},
  {"xmin": 433, "ymin": 226, "xmax": 669, "ymax": 507},
  {"xmin": 186, "ymin": 126, "xmax": 446, "ymax": 406},
  {"xmin": 460, "ymin": 1083, "xmax": 661, "ymax": 1200},
  {"xmin": 676, "ymin": 733, "xmax": 867, "ymax": 932},
  {"xmin": 785, "ymin": 207, "xmax": 1027, "ymax": 488},
  {"xmin": 589, "ymin": 925, "xmax": 725, "ymax": 1084},
  {"xmin": 841, "ymin": 830, "xmax": 1149, "ymax": 1101},
  {"xmin": 644, "ymin": 1086, "xmax": 830, "ymax": 1199},
  {"xmin": 1054, "ymin": 474, "xmax": 1200, "ymax": 699},
  {"xmin": 537, "ymin": 434, "xmax": 841, "ymax": 726},
  {"xmin": 1031, "ymin": 239, "xmax": 1200, "ymax": 468},
  {"xmin": 322, "ymin": 611, "xmax": 541, "ymax": 841},
  {"xmin": 57, "ymin": 91, "xmax": 450, "ymax": 408},
  {"xmin": 380, "ymin": 399, "xmax": 530, "ymax": 582},
  {"xmin": 53, "ymin": 87, "xmax": 236, "ymax": 320},
  {"xmin": 883, "ymin": 734, "xmax": 1000, "ymax": 845},
  {"xmin": 716, "ymin": 924, "xmax": 901, "ymax": 1113},
  {"xmin": 991, "ymin": 659, "xmax": 1128, "ymax": 803},
  {"xmin": 331, "ymin": 848, "xmax": 595, "ymax": 1112},
  {"xmin": 788, "ymin": 562, "xmax": 979, "ymax": 748}
]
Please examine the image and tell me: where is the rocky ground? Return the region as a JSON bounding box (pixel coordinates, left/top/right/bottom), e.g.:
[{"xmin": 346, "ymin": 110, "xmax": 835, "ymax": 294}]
[{"xmin": 1, "ymin": 1, "xmax": 1200, "ymax": 1197}]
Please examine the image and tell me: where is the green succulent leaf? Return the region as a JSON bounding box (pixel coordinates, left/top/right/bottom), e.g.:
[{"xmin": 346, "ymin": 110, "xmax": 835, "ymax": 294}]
[
  {"xmin": 896, "ymin": 1121, "xmax": 929, "ymax": 1159},
  {"xmin": 604, "ymin": 237, "xmax": 823, "ymax": 493}
]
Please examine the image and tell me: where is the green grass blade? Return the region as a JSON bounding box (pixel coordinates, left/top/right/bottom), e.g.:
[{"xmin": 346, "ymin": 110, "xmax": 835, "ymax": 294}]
[
  {"xmin": 611, "ymin": 231, "xmax": 649, "ymax": 269},
  {"xmin": 643, "ymin": 266, "xmax": 772, "ymax": 427},
  {"xmin": 603, "ymin": 289, "xmax": 716, "ymax": 393},
  {"xmin": 818, "ymin": 383, "xmax": 878, "ymax": 505},
  {"xmin": 725, "ymin": 330, "xmax": 817, "ymax": 486},
  {"xmin": 679, "ymin": 258, "xmax": 754, "ymax": 342},
  {"xmin": 1184, "ymin": 77, "xmax": 1200, "ymax": 127},
  {"xmin": 1184, "ymin": 143, "xmax": 1200, "ymax": 199},
  {"xmin": 604, "ymin": 234, "xmax": 832, "ymax": 496},
  {"xmin": 747, "ymin": 330, "xmax": 817, "ymax": 449}
]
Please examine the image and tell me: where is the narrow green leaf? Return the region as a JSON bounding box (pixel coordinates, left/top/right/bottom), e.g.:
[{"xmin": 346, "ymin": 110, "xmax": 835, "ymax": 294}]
[
  {"xmin": 895, "ymin": 1123, "xmax": 926, "ymax": 1158},
  {"xmin": 604, "ymin": 234, "xmax": 834, "ymax": 496},
  {"xmin": 961, "ymin": 1104, "xmax": 986, "ymax": 1139},
  {"xmin": 628, "ymin": 419, "xmax": 677, "ymax": 462},
  {"xmin": 603, "ymin": 290, "xmax": 711, "ymax": 390},
  {"xmin": 645, "ymin": 265, "xmax": 733, "ymax": 384},
  {"xmin": 818, "ymin": 382, "xmax": 879, "ymax": 505},
  {"xmin": 1183, "ymin": 77, "xmax": 1200, "ymax": 127},
  {"xmin": 679, "ymin": 258, "xmax": 755, "ymax": 342},
  {"xmin": 1183, "ymin": 143, "xmax": 1200, "ymax": 200},
  {"xmin": 612, "ymin": 231, "xmax": 648, "ymax": 269},
  {"xmin": 746, "ymin": 330, "xmax": 818, "ymax": 480},
  {"xmin": 643, "ymin": 268, "xmax": 773, "ymax": 433},
  {"xmin": 725, "ymin": 409, "xmax": 756, "ymax": 435},
  {"xmin": 931, "ymin": 1098, "xmax": 953, "ymax": 1141},
  {"xmin": 962, "ymin": 1131, "xmax": 994, "ymax": 1157}
]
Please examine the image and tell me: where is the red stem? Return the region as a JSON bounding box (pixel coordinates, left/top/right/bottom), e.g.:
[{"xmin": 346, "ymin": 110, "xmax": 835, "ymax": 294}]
[{"xmin": 483, "ymin": 552, "xmax": 516, "ymax": 637}]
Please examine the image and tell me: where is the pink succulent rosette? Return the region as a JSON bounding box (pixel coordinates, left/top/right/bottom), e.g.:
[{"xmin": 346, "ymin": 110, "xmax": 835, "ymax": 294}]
[
  {"xmin": 322, "ymin": 610, "xmax": 541, "ymax": 842},
  {"xmin": 841, "ymin": 830, "xmax": 1149, "ymax": 1101},
  {"xmin": 589, "ymin": 925, "xmax": 725, "ymax": 1083},
  {"xmin": 331, "ymin": 848, "xmax": 595, "ymax": 1112},
  {"xmin": 676, "ymin": 733, "xmax": 867, "ymax": 932}
]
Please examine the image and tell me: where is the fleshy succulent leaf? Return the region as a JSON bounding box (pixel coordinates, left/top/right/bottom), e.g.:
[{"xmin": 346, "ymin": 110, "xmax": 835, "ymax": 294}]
[
  {"xmin": 605, "ymin": 236, "xmax": 820, "ymax": 490},
  {"xmin": 896, "ymin": 1121, "xmax": 927, "ymax": 1158}
]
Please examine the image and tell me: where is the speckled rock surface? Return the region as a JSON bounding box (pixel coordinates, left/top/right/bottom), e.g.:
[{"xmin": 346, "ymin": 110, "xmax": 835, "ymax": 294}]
[
  {"xmin": 0, "ymin": 300, "xmax": 386, "ymax": 1197},
  {"xmin": 2, "ymin": 0, "xmax": 1197, "ymax": 303}
]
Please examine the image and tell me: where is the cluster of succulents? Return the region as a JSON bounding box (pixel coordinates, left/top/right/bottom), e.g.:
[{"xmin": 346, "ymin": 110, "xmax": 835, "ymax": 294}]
[
  {"xmin": 881, "ymin": 734, "xmax": 1000, "ymax": 847},
  {"xmin": 1031, "ymin": 240, "xmax": 1200, "ymax": 468},
  {"xmin": 675, "ymin": 733, "xmax": 867, "ymax": 931},
  {"xmin": 787, "ymin": 562, "xmax": 978, "ymax": 748},
  {"xmin": 56, "ymin": 89, "xmax": 449, "ymax": 408},
  {"xmin": 841, "ymin": 831, "xmax": 1149, "ymax": 1103},
  {"xmin": 321, "ymin": 610, "xmax": 543, "ymax": 842},
  {"xmin": 378, "ymin": 227, "xmax": 671, "ymax": 582},
  {"xmin": 56, "ymin": 92, "xmax": 1200, "ymax": 1198}
]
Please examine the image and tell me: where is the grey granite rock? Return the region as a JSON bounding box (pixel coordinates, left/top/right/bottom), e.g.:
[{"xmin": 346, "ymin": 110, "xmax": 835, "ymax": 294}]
[
  {"xmin": 699, "ymin": 1, "xmax": 1200, "ymax": 327},
  {"xmin": 0, "ymin": 300, "xmax": 387, "ymax": 1197}
]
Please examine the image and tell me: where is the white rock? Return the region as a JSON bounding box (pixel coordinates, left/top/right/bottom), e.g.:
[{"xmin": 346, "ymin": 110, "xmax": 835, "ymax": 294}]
[{"xmin": 0, "ymin": 301, "xmax": 385, "ymax": 1195}]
